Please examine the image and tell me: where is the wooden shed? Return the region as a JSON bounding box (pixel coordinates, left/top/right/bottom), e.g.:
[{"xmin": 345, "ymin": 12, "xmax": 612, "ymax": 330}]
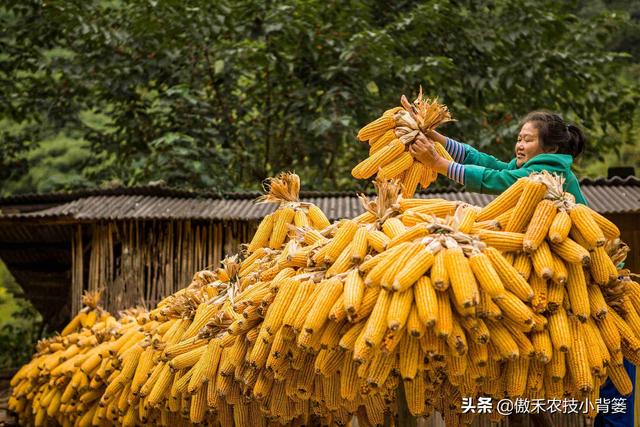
[{"xmin": 0, "ymin": 176, "xmax": 639, "ymax": 330}]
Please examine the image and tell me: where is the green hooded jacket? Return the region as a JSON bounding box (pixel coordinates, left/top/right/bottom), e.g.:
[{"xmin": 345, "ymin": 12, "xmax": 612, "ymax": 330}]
[{"xmin": 461, "ymin": 144, "xmax": 588, "ymax": 205}]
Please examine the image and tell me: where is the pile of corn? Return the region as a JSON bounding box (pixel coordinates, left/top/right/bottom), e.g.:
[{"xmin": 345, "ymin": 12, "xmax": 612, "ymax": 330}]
[
  {"xmin": 353, "ymin": 87, "xmax": 454, "ymax": 197},
  {"xmin": 9, "ymin": 171, "xmax": 640, "ymax": 427}
]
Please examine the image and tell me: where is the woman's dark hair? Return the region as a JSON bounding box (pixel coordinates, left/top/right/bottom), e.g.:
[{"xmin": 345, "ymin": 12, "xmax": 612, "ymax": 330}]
[{"xmin": 520, "ymin": 111, "xmax": 586, "ymax": 158}]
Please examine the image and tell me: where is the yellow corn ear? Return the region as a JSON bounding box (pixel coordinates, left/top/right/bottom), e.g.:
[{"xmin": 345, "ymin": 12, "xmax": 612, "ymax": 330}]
[
  {"xmin": 478, "ymin": 289, "xmax": 503, "ymax": 320},
  {"xmin": 189, "ymin": 385, "xmax": 207, "ymax": 424},
  {"xmin": 494, "ymin": 208, "xmax": 513, "ymax": 230},
  {"xmin": 447, "ymin": 317, "xmax": 469, "ymax": 356},
  {"xmin": 308, "ymin": 204, "xmax": 331, "ymax": 229},
  {"xmin": 488, "ymin": 321, "xmax": 519, "ymax": 360},
  {"xmin": 435, "ymin": 291, "xmax": 453, "ymax": 338},
  {"xmin": 590, "ymin": 246, "xmax": 618, "ymax": 285},
  {"xmin": 548, "ymin": 210, "xmax": 571, "ymax": 243},
  {"xmin": 531, "ymin": 329, "xmax": 553, "ymax": 363},
  {"xmin": 485, "ymin": 247, "xmax": 534, "ymax": 301},
  {"xmin": 352, "ymin": 139, "xmax": 404, "ymax": 179},
  {"xmin": 520, "ymin": 262, "xmax": 543, "ymax": 308},
  {"xmin": 468, "ymin": 252, "xmax": 506, "ymax": 298},
  {"xmin": 419, "ymin": 165, "xmax": 439, "ymax": 188},
  {"xmin": 431, "ymin": 250, "xmax": 449, "ymax": 291},
  {"xmin": 352, "ymin": 286, "xmax": 380, "ymax": 322},
  {"xmin": 357, "ymin": 115, "xmax": 396, "ymax": 141},
  {"xmin": 269, "ymin": 207, "xmax": 296, "ymax": 249},
  {"xmin": 596, "ymin": 314, "xmax": 622, "ymax": 356},
  {"xmin": 392, "ymin": 247, "xmax": 435, "ymax": 292},
  {"xmin": 414, "ymin": 276, "xmax": 438, "ymax": 328},
  {"xmin": 404, "ymin": 373, "xmax": 427, "ymax": 416},
  {"xmin": 147, "ymin": 363, "xmax": 173, "ymax": 407},
  {"xmin": 512, "ymin": 252, "xmax": 532, "ymax": 280},
  {"xmin": 570, "ymin": 225, "xmax": 593, "ymax": 250},
  {"xmin": 370, "ymin": 242, "xmax": 420, "ymax": 289},
  {"xmin": 350, "ymin": 226, "xmax": 369, "ymax": 263},
  {"xmin": 326, "ymin": 243, "xmax": 354, "ymax": 277},
  {"xmin": 548, "ymin": 307, "xmax": 571, "ymax": 353},
  {"xmin": 324, "ymin": 219, "xmax": 358, "ymax": 263},
  {"xmin": 477, "ymin": 178, "xmax": 527, "ymax": 221},
  {"xmin": 493, "ymin": 292, "xmax": 534, "ymax": 325},
  {"xmin": 505, "ymin": 180, "xmax": 547, "ymax": 232},
  {"xmin": 407, "ymin": 304, "xmax": 425, "ymax": 338},
  {"xmin": 551, "ymin": 253, "xmax": 568, "ymax": 284},
  {"xmin": 531, "ymin": 241, "xmax": 554, "ymax": 280},
  {"xmin": 386, "ymin": 223, "xmax": 429, "ymax": 249},
  {"xmin": 344, "ymin": 269, "xmax": 365, "ymax": 316},
  {"xmin": 378, "ymin": 152, "xmax": 414, "ymax": 180},
  {"xmin": 353, "ymin": 210, "xmax": 377, "ymax": 224},
  {"xmin": 262, "ymin": 278, "xmax": 298, "ymax": 334},
  {"xmin": 282, "ymin": 280, "xmax": 314, "ymax": 329},
  {"xmin": 546, "ymin": 281, "xmax": 564, "ymax": 313},
  {"xmin": 369, "ymin": 129, "xmax": 396, "ymax": 154},
  {"xmin": 293, "ymin": 209, "xmax": 310, "ymax": 228},
  {"xmin": 399, "ymin": 335, "xmax": 420, "ymax": 380},
  {"xmin": 303, "ymin": 278, "xmax": 343, "ymax": 334},
  {"xmin": 366, "ymin": 229, "xmax": 389, "ymax": 253},
  {"xmin": 567, "ymin": 319, "xmax": 593, "ymax": 393},
  {"xmin": 550, "ymin": 238, "xmax": 591, "ymax": 266},
  {"xmin": 590, "ymin": 210, "xmax": 620, "ymax": 240},
  {"xmin": 505, "ymin": 357, "xmax": 529, "ymax": 397},
  {"xmin": 169, "ymin": 344, "xmax": 207, "ymax": 370},
  {"xmin": 457, "ymin": 206, "xmax": 478, "ymax": 234},
  {"xmin": 478, "ymin": 230, "xmax": 525, "ymax": 252},
  {"xmin": 363, "ymin": 289, "xmax": 392, "ymax": 347},
  {"xmin": 327, "ymin": 293, "xmax": 348, "ymax": 324},
  {"xmin": 569, "ymin": 204, "xmax": 606, "ymax": 248},
  {"xmin": 444, "ymin": 247, "xmax": 479, "ymax": 308},
  {"xmin": 248, "ymin": 213, "xmax": 274, "ymax": 252},
  {"xmin": 566, "ymin": 263, "xmax": 590, "ymax": 322},
  {"xmin": 608, "ymin": 361, "xmax": 633, "ymax": 396},
  {"xmin": 523, "ymin": 199, "xmax": 557, "ymax": 252},
  {"xmin": 339, "ymin": 322, "xmax": 366, "ymax": 351},
  {"xmin": 405, "ymin": 200, "xmax": 457, "ymax": 217},
  {"xmin": 387, "ymin": 289, "xmax": 413, "ymax": 331},
  {"xmin": 402, "ymin": 161, "xmax": 426, "ymax": 198},
  {"xmin": 382, "ymin": 217, "xmax": 406, "ymax": 239}
]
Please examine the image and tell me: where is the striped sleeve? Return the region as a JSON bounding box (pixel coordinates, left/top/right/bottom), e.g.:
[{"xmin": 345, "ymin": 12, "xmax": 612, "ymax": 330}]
[
  {"xmin": 447, "ymin": 162, "xmax": 465, "ymax": 185},
  {"xmin": 445, "ymin": 137, "xmax": 466, "ymax": 163}
]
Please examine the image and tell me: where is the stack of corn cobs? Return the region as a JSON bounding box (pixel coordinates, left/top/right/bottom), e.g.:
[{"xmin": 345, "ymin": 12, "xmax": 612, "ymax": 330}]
[
  {"xmin": 353, "ymin": 88, "xmax": 454, "ymax": 197},
  {"xmin": 10, "ymin": 147, "xmax": 640, "ymax": 425}
]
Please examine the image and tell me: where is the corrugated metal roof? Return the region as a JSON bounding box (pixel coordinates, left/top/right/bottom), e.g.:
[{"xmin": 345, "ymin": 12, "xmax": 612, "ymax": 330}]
[{"xmin": 1, "ymin": 178, "xmax": 638, "ymax": 221}]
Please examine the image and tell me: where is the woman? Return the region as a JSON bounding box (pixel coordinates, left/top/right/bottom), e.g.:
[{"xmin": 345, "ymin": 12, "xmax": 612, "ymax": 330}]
[
  {"xmin": 410, "ymin": 111, "xmax": 587, "ymax": 203},
  {"xmin": 410, "ymin": 111, "xmax": 634, "ymax": 427}
]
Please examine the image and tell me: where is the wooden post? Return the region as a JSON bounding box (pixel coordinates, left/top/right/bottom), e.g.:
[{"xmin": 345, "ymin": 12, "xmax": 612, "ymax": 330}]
[{"xmin": 71, "ymin": 224, "xmax": 83, "ymax": 316}]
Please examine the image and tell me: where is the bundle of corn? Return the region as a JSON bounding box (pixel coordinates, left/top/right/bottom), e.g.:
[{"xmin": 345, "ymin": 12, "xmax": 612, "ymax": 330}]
[
  {"xmin": 247, "ymin": 172, "xmax": 330, "ymax": 254},
  {"xmin": 11, "ymin": 171, "xmax": 640, "ymax": 427},
  {"xmin": 353, "ymin": 87, "xmax": 454, "ymax": 197},
  {"xmin": 8, "ymin": 267, "xmax": 236, "ymax": 427},
  {"xmin": 8, "ymin": 291, "xmax": 146, "ymax": 427},
  {"xmin": 232, "ymin": 171, "xmax": 640, "ymax": 425},
  {"xmin": 60, "ymin": 291, "xmax": 110, "ymax": 336}
]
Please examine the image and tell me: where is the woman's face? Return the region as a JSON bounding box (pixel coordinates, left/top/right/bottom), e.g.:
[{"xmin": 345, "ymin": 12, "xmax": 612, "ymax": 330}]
[{"xmin": 515, "ymin": 121, "xmax": 545, "ymax": 167}]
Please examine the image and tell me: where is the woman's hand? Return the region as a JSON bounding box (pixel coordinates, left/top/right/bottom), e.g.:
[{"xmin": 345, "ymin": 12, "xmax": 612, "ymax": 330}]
[
  {"xmin": 409, "ymin": 134, "xmax": 450, "ymax": 174},
  {"xmin": 423, "ymin": 129, "xmax": 446, "ymax": 145}
]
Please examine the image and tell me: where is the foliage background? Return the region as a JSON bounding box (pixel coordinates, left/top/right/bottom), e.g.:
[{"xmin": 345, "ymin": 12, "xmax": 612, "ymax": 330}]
[
  {"xmin": 1, "ymin": 0, "xmax": 639, "ymax": 196},
  {"xmin": 0, "ymin": 0, "xmax": 639, "ymax": 366}
]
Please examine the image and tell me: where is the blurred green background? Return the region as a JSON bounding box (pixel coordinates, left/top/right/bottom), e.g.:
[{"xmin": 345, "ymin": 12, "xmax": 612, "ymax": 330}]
[{"xmin": 1, "ymin": 0, "xmax": 640, "ymax": 367}]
